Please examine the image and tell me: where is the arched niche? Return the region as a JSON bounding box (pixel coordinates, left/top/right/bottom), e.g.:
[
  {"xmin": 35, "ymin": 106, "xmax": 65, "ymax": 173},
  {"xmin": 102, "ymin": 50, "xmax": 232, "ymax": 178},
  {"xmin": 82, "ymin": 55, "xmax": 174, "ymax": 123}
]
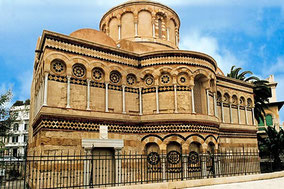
[
  {"xmin": 167, "ymin": 141, "xmax": 182, "ymax": 154},
  {"xmin": 145, "ymin": 142, "xmax": 160, "ymax": 154},
  {"xmin": 194, "ymin": 74, "xmax": 208, "ymax": 114},
  {"xmin": 169, "ymin": 19, "xmax": 176, "ymax": 44},
  {"xmin": 121, "ymin": 12, "xmax": 134, "ymax": 39},
  {"xmin": 189, "ymin": 142, "xmax": 202, "ymax": 154},
  {"xmin": 138, "ymin": 10, "xmax": 152, "ymax": 37},
  {"xmin": 207, "ymin": 142, "xmax": 215, "ymax": 154},
  {"xmin": 109, "ymin": 17, "xmax": 119, "ymax": 41}
]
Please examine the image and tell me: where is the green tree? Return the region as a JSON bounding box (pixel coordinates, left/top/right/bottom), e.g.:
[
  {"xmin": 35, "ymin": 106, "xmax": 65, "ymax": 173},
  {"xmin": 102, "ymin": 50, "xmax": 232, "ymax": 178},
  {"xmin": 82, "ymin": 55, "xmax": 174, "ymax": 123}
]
[
  {"xmin": 227, "ymin": 66, "xmax": 271, "ymax": 123},
  {"xmin": 0, "ymin": 90, "xmax": 16, "ymax": 151},
  {"xmin": 258, "ymin": 126, "xmax": 284, "ymax": 171}
]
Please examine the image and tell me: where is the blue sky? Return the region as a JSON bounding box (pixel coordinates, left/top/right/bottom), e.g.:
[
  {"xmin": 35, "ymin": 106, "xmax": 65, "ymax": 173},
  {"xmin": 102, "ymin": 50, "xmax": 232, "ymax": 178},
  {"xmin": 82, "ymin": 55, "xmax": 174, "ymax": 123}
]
[{"xmin": 0, "ymin": 0, "xmax": 284, "ymax": 122}]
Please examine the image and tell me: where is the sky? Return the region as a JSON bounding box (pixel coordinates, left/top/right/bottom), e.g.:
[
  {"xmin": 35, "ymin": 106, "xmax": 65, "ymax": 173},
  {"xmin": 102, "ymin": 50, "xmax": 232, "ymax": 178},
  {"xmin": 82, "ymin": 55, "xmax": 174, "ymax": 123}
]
[{"xmin": 0, "ymin": 0, "xmax": 284, "ymax": 122}]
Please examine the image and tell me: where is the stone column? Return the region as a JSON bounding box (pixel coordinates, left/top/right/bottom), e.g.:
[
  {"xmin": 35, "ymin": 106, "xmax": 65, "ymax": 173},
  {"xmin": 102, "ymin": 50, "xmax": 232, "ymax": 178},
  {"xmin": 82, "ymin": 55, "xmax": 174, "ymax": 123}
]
[
  {"xmin": 213, "ymin": 93, "xmax": 217, "ymax": 116},
  {"xmin": 152, "ymin": 24, "xmax": 156, "ymax": 38},
  {"xmin": 206, "ymin": 89, "xmax": 210, "ymax": 115},
  {"xmin": 115, "ymin": 148, "xmax": 122, "ymax": 186},
  {"xmin": 174, "ymin": 84, "xmax": 178, "ymax": 113},
  {"xmin": 43, "ymin": 73, "xmax": 49, "ymax": 106},
  {"xmin": 135, "ymin": 22, "xmax": 138, "ymax": 37},
  {"xmin": 156, "ymin": 86, "xmax": 159, "ymax": 114},
  {"xmin": 245, "ymin": 106, "xmax": 248, "ymax": 125},
  {"xmin": 237, "ymin": 105, "xmax": 241, "ymax": 124},
  {"xmin": 122, "ymin": 85, "xmax": 126, "ymax": 114},
  {"xmin": 118, "ymin": 25, "xmax": 121, "ymax": 40},
  {"xmin": 105, "ymin": 83, "xmax": 109, "ymax": 112},
  {"xmin": 252, "ymin": 107, "xmax": 255, "ymax": 125},
  {"xmin": 191, "ymin": 87, "xmax": 196, "ymax": 113},
  {"xmin": 221, "ymin": 102, "xmax": 224, "ymax": 123},
  {"xmin": 229, "ymin": 104, "xmax": 233, "ymax": 123},
  {"xmin": 139, "ymin": 87, "xmax": 143, "ymax": 115},
  {"xmin": 66, "ymin": 76, "xmax": 71, "ymax": 108},
  {"xmin": 87, "ymin": 79, "xmax": 91, "ymax": 110}
]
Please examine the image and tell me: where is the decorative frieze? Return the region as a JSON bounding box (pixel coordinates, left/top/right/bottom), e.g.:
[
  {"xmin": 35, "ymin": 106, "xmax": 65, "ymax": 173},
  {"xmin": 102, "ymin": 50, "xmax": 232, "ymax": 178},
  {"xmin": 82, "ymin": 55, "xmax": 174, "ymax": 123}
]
[{"xmin": 33, "ymin": 116, "xmax": 219, "ymax": 135}]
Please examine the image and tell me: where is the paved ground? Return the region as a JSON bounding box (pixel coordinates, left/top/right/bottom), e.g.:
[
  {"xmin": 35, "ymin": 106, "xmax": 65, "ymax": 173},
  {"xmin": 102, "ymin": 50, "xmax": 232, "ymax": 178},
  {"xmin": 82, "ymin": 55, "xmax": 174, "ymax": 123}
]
[{"xmin": 189, "ymin": 177, "xmax": 284, "ymax": 189}]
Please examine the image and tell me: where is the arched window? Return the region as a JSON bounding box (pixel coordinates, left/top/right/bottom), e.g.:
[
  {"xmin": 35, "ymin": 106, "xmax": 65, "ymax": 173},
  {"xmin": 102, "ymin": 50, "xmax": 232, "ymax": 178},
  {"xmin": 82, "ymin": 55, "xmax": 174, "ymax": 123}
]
[
  {"xmin": 158, "ymin": 19, "xmax": 162, "ymax": 39},
  {"xmin": 266, "ymin": 114, "xmax": 273, "ymax": 126}
]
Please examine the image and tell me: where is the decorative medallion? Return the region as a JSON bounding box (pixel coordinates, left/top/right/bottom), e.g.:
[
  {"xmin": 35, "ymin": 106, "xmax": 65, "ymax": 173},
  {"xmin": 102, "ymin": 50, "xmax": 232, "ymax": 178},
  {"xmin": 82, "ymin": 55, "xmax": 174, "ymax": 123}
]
[
  {"xmin": 160, "ymin": 74, "xmax": 170, "ymax": 84},
  {"xmin": 188, "ymin": 151, "xmax": 199, "ymax": 164},
  {"xmin": 167, "ymin": 151, "xmax": 181, "ymax": 164},
  {"xmin": 51, "ymin": 60, "xmax": 65, "ymax": 74},
  {"xmin": 145, "ymin": 75, "xmax": 154, "ymax": 86},
  {"xmin": 147, "ymin": 152, "xmax": 160, "ymax": 165},
  {"xmin": 73, "ymin": 65, "xmax": 85, "ymax": 78},
  {"xmin": 127, "ymin": 74, "xmax": 136, "ymax": 85},
  {"xmin": 110, "ymin": 71, "xmax": 121, "ymax": 84},
  {"xmin": 92, "ymin": 68, "xmax": 103, "ymax": 81}
]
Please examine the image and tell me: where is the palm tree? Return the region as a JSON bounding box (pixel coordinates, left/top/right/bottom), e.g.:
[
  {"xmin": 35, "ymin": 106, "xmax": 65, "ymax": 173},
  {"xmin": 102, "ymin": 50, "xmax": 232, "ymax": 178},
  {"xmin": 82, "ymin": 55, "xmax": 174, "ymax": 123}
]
[
  {"xmin": 258, "ymin": 126, "xmax": 284, "ymax": 171},
  {"xmin": 227, "ymin": 66, "xmax": 271, "ymax": 123},
  {"xmin": 227, "ymin": 66, "xmax": 260, "ymax": 82}
]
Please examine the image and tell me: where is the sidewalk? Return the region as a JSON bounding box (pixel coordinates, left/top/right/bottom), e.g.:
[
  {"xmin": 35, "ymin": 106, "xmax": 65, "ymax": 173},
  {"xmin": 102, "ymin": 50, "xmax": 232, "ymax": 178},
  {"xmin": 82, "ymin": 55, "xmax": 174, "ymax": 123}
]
[{"xmin": 189, "ymin": 177, "xmax": 284, "ymax": 189}]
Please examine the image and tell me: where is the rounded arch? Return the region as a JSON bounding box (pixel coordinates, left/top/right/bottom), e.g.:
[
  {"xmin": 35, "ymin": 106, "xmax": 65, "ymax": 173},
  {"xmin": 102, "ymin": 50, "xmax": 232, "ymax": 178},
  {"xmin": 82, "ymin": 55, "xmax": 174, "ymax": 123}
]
[
  {"xmin": 189, "ymin": 141, "xmax": 202, "ymax": 154},
  {"xmin": 121, "ymin": 11, "xmax": 135, "ymax": 39},
  {"xmin": 144, "ymin": 142, "xmax": 160, "ymax": 155},
  {"xmin": 239, "ymin": 96, "xmax": 246, "ymax": 106},
  {"xmin": 217, "ymin": 91, "xmax": 222, "ymax": 103},
  {"xmin": 207, "ymin": 142, "xmax": 216, "ymax": 154},
  {"xmin": 247, "ymin": 98, "xmax": 253, "ymax": 107},
  {"xmin": 44, "ymin": 52, "xmax": 71, "ymax": 72},
  {"xmin": 138, "ymin": 10, "xmax": 152, "ymax": 37},
  {"xmin": 185, "ymin": 134, "xmax": 205, "ymax": 144},
  {"xmin": 223, "ymin": 93, "xmax": 230, "ymax": 103}
]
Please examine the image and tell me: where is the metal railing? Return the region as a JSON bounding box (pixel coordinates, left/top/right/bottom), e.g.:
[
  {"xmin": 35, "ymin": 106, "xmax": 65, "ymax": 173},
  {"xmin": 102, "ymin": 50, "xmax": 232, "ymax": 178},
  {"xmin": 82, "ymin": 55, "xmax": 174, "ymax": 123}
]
[{"xmin": 0, "ymin": 150, "xmax": 260, "ymax": 189}]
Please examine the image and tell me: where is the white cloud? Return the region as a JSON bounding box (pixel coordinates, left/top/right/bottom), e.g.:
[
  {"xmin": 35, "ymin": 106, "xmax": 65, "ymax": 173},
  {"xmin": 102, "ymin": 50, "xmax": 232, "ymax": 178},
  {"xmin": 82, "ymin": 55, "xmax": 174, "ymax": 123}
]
[
  {"xmin": 265, "ymin": 56, "xmax": 284, "ymax": 74},
  {"xmin": 180, "ymin": 31, "xmax": 243, "ymax": 74}
]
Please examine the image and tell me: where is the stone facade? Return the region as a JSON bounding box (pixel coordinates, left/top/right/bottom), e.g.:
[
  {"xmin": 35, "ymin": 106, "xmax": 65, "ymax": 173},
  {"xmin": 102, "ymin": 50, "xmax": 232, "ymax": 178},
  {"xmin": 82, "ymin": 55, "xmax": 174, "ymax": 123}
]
[{"xmin": 28, "ymin": 0, "xmax": 258, "ymax": 156}]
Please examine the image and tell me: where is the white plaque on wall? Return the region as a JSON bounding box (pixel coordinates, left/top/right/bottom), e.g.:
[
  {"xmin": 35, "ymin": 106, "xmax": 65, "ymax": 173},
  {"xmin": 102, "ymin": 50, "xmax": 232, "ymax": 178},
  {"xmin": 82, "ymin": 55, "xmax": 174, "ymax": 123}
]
[{"xmin": 99, "ymin": 125, "xmax": 108, "ymax": 139}]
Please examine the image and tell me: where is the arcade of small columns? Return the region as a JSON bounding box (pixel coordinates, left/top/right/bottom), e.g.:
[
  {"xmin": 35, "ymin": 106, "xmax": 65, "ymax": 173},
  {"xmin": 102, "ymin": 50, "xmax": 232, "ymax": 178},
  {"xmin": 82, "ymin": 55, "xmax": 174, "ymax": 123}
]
[{"xmin": 39, "ymin": 57, "xmax": 256, "ymax": 127}]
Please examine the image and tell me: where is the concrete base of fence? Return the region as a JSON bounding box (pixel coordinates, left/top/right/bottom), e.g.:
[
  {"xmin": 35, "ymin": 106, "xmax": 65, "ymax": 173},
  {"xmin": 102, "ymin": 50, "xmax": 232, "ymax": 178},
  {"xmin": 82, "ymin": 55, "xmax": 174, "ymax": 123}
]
[{"xmin": 101, "ymin": 171, "xmax": 284, "ymax": 189}]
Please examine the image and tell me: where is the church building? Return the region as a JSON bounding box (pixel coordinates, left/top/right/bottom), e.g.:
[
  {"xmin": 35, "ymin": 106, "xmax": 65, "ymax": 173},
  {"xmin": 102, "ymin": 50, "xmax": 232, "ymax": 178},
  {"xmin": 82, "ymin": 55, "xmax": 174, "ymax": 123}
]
[{"xmin": 28, "ymin": 0, "xmax": 258, "ymax": 157}]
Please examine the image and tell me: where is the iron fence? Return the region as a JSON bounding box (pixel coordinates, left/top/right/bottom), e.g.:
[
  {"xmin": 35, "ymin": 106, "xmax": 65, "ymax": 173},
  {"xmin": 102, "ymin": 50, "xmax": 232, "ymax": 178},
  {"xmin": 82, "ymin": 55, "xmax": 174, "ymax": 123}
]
[{"xmin": 0, "ymin": 150, "xmax": 260, "ymax": 189}]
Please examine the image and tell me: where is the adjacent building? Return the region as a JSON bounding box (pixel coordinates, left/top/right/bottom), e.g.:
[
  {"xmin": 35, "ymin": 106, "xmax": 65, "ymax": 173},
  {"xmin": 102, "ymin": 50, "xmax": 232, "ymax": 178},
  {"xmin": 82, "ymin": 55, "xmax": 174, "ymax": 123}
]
[
  {"xmin": 258, "ymin": 75, "xmax": 284, "ymax": 132},
  {"xmin": 4, "ymin": 103, "xmax": 30, "ymax": 156}
]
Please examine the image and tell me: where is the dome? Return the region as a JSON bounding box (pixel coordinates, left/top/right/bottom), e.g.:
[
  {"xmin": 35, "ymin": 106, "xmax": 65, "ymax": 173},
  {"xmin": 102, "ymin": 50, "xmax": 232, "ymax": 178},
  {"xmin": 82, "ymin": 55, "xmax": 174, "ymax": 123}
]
[{"xmin": 70, "ymin": 28, "xmax": 117, "ymax": 48}]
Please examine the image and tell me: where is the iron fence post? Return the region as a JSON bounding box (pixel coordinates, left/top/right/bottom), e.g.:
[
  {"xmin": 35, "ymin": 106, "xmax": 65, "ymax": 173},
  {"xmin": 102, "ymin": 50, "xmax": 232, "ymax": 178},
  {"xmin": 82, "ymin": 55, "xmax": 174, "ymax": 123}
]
[
  {"xmin": 201, "ymin": 154, "xmax": 207, "ymax": 178},
  {"xmin": 161, "ymin": 154, "xmax": 166, "ymax": 182},
  {"xmin": 114, "ymin": 148, "xmax": 122, "ymax": 186}
]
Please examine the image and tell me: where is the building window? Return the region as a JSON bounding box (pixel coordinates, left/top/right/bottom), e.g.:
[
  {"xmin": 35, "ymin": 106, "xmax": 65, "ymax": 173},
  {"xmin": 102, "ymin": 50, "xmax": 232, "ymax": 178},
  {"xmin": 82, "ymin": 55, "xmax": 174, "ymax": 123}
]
[
  {"xmin": 13, "ymin": 123, "xmax": 19, "ymax": 131},
  {"xmin": 12, "ymin": 136, "xmax": 18, "ymax": 143},
  {"xmin": 24, "ymin": 124, "xmax": 28, "ymax": 131},
  {"xmin": 24, "ymin": 135, "xmax": 28, "ymax": 143},
  {"xmin": 265, "ymin": 114, "xmax": 273, "ymax": 126}
]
